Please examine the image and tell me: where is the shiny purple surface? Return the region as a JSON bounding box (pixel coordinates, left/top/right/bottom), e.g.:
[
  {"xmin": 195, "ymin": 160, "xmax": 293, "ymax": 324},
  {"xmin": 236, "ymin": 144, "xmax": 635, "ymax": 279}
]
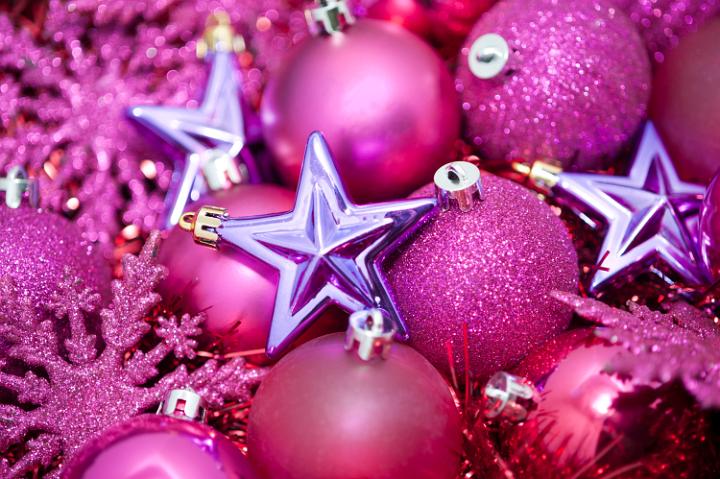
[
  {"xmin": 554, "ymin": 123, "xmax": 708, "ymax": 292},
  {"xmin": 387, "ymin": 174, "xmax": 578, "ymax": 379},
  {"xmin": 159, "ymin": 184, "xmax": 295, "ymax": 355},
  {"xmin": 700, "ymin": 170, "xmax": 720, "ymax": 279},
  {"xmin": 62, "ymin": 415, "xmax": 258, "ymax": 479},
  {"xmin": 261, "ymin": 19, "xmax": 460, "ymax": 203},
  {"xmin": 128, "ymin": 50, "xmax": 259, "ymax": 228},
  {"xmin": 247, "ymin": 333, "xmax": 463, "ymax": 479},
  {"xmin": 213, "ymin": 133, "xmax": 436, "ymax": 358},
  {"xmin": 456, "ymin": 0, "xmax": 650, "ymax": 171}
]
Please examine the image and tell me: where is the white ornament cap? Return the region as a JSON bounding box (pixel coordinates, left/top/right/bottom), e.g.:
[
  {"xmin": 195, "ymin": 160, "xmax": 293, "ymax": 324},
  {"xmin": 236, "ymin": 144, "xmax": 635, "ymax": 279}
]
[
  {"xmin": 434, "ymin": 161, "xmax": 483, "ymax": 212},
  {"xmin": 483, "ymin": 371, "xmax": 537, "ymax": 422},
  {"xmin": 157, "ymin": 387, "xmax": 208, "ymax": 423}
]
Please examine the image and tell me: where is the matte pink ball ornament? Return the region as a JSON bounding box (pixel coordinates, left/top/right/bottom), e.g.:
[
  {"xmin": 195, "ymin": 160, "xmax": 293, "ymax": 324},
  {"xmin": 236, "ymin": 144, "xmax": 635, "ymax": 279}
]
[
  {"xmin": 261, "ymin": 0, "xmax": 460, "ymax": 203},
  {"xmin": 456, "ymin": 0, "xmax": 651, "ymax": 171},
  {"xmin": 159, "ymin": 184, "xmax": 295, "ymax": 356},
  {"xmin": 63, "ymin": 388, "xmax": 259, "ymax": 479},
  {"xmin": 247, "ymin": 309, "xmax": 463, "ymax": 479},
  {"xmin": 387, "ymin": 162, "xmax": 579, "ymax": 379}
]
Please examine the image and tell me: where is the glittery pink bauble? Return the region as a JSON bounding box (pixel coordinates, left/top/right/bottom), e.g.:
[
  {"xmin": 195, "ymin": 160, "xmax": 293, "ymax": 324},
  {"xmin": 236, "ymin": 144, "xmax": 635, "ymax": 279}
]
[
  {"xmin": 650, "ymin": 17, "xmax": 720, "ymax": 185},
  {"xmin": 261, "ymin": 19, "xmax": 460, "ymax": 203},
  {"xmin": 159, "ymin": 185, "xmax": 294, "ymax": 356},
  {"xmin": 387, "ymin": 174, "xmax": 578, "ymax": 379},
  {"xmin": 0, "ymin": 206, "xmax": 110, "ymax": 304},
  {"xmin": 504, "ymin": 329, "xmax": 718, "ymax": 478},
  {"xmin": 700, "ymin": 170, "xmax": 720, "ymax": 279},
  {"xmin": 247, "ymin": 333, "xmax": 463, "ymax": 479},
  {"xmin": 456, "ymin": 0, "xmax": 651, "ymax": 171},
  {"xmin": 612, "ymin": 0, "xmax": 720, "ymax": 63},
  {"xmin": 63, "ymin": 414, "xmax": 259, "ymax": 479}
]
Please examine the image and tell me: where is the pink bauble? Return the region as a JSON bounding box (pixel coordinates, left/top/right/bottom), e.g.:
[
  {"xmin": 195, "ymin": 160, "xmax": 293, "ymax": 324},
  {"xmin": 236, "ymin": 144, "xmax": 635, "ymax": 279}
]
[
  {"xmin": 261, "ymin": 19, "xmax": 460, "ymax": 203},
  {"xmin": 361, "ymin": 0, "xmax": 434, "ymax": 38},
  {"xmin": 387, "ymin": 174, "xmax": 578, "ymax": 379},
  {"xmin": 159, "ymin": 185, "xmax": 294, "ymax": 356},
  {"xmin": 650, "ymin": 17, "xmax": 720, "ymax": 185},
  {"xmin": 63, "ymin": 414, "xmax": 258, "ymax": 479},
  {"xmin": 612, "ymin": 0, "xmax": 720, "ymax": 63},
  {"xmin": 247, "ymin": 333, "xmax": 463, "ymax": 479},
  {"xmin": 503, "ymin": 329, "xmax": 717, "ymax": 478},
  {"xmin": 0, "ymin": 206, "xmax": 110, "ymax": 303},
  {"xmin": 700, "ymin": 170, "xmax": 720, "ymax": 279},
  {"xmin": 456, "ymin": 0, "xmax": 651, "ymax": 171}
]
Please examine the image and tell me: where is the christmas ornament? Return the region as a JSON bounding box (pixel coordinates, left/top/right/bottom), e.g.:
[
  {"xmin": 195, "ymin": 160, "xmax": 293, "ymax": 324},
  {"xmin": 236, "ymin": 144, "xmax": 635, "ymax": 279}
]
[
  {"xmin": 554, "ymin": 291, "xmax": 720, "ymax": 408},
  {"xmin": 0, "ymin": 234, "xmax": 265, "ymax": 478},
  {"xmin": 63, "ymin": 388, "xmax": 259, "ymax": 479},
  {"xmin": 247, "ymin": 309, "xmax": 463, "ymax": 479},
  {"xmin": 491, "ymin": 328, "xmax": 719, "ymax": 478},
  {"xmin": 387, "ymin": 161, "xmax": 578, "ymax": 379},
  {"xmin": 0, "ymin": 187, "xmax": 110, "ymax": 304},
  {"xmin": 650, "ymin": 17, "xmax": 720, "ymax": 185},
  {"xmin": 180, "ymin": 133, "xmax": 435, "ymax": 357},
  {"xmin": 261, "ymin": 0, "xmax": 460, "ymax": 202},
  {"xmin": 515, "ymin": 123, "xmax": 708, "ymax": 293},
  {"xmin": 613, "ymin": 0, "xmax": 720, "ymax": 62},
  {"xmin": 128, "ymin": 13, "xmax": 260, "ymax": 228},
  {"xmin": 456, "ymin": 0, "xmax": 650, "ymax": 171},
  {"xmin": 700, "ymin": 170, "xmax": 720, "ymax": 279},
  {"xmin": 159, "ymin": 184, "xmax": 295, "ymax": 356}
]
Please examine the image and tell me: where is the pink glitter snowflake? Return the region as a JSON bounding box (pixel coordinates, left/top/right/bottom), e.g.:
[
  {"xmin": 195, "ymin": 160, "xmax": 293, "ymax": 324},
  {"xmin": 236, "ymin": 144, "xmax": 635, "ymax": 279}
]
[
  {"xmin": 0, "ymin": 233, "xmax": 266, "ymax": 478},
  {"xmin": 552, "ymin": 290, "xmax": 720, "ymax": 408}
]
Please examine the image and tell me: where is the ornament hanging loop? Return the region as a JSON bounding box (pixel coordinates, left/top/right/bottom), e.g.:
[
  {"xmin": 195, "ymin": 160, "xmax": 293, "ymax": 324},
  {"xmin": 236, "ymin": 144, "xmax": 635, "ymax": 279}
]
[
  {"xmin": 0, "ymin": 166, "xmax": 39, "ymax": 209},
  {"xmin": 157, "ymin": 387, "xmax": 208, "ymax": 423},
  {"xmin": 306, "ymin": 0, "xmax": 355, "ymax": 35},
  {"xmin": 434, "ymin": 161, "xmax": 483, "ymax": 212},
  {"xmin": 345, "ymin": 308, "xmax": 397, "ymax": 361},
  {"xmin": 468, "ymin": 33, "xmax": 510, "ymax": 79},
  {"xmin": 197, "ymin": 11, "xmax": 246, "ymax": 58},
  {"xmin": 483, "ymin": 371, "xmax": 537, "ymax": 422},
  {"xmin": 179, "ymin": 205, "xmax": 227, "ymax": 248}
]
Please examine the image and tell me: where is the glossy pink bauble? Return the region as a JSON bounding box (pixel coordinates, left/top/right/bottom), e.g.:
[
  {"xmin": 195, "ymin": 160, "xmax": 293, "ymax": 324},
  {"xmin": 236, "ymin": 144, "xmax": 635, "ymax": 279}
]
[
  {"xmin": 456, "ymin": 0, "xmax": 650, "ymax": 171},
  {"xmin": 62, "ymin": 415, "xmax": 258, "ymax": 479},
  {"xmin": 247, "ymin": 333, "xmax": 463, "ymax": 479},
  {"xmin": 700, "ymin": 170, "xmax": 720, "ymax": 279},
  {"xmin": 363, "ymin": 0, "xmax": 433, "ymax": 38},
  {"xmin": 504, "ymin": 330, "xmax": 718, "ymax": 478},
  {"xmin": 261, "ymin": 19, "xmax": 460, "ymax": 203},
  {"xmin": 159, "ymin": 185, "xmax": 294, "ymax": 356},
  {"xmin": 650, "ymin": 17, "xmax": 720, "ymax": 185},
  {"xmin": 0, "ymin": 206, "xmax": 110, "ymax": 304},
  {"xmin": 387, "ymin": 174, "xmax": 578, "ymax": 379}
]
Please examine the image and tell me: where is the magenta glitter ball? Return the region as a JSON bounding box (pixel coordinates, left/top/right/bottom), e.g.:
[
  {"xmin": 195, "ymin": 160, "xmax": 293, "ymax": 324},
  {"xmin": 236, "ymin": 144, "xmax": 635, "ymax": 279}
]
[
  {"xmin": 650, "ymin": 17, "xmax": 720, "ymax": 185},
  {"xmin": 0, "ymin": 206, "xmax": 110, "ymax": 304},
  {"xmin": 387, "ymin": 174, "xmax": 578, "ymax": 379},
  {"xmin": 504, "ymin": 329, "xmax": 718, "ymax": 477},
  {"xmin": 700, "ymin": 170, "xmax": 720, "ymax": 279},
  {"xmin": 247, "ymin": 333, "xmax": 463, "ymax": 479},
  {"xmin": 456, "ymin": 0, "xmax": 651, "ymax": 171},
  {"xmin": 261, "ymin": 19, "xmax": 460, "ymax": 203},
  {"xmin": 159, "ymin": 185, "xmax": 295, "ymax": 355},
  {"xmin": 63, "ymin": 415, "xmax": 259, "ymax": 479}
]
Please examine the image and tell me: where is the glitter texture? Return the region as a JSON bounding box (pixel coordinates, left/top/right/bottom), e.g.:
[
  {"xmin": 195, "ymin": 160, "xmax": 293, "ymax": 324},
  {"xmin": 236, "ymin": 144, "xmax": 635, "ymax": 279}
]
[
  {"xmin": 553, "ymin": 291, "xmax": 720, "ymax": 408},
  {"xmin": 387, "ymin": 173, "xmax": 579, "ymax": 379},
  {"xmin": 613, "ymin": 0, "xmax": 720, "ymax": 63},
  {"xmin": 456, "ymin": 0, "xmax": 651, "ymax": 171},
  {"xmin": 0, "ymin": 234, "xmax": 266, "ymax": 478}
]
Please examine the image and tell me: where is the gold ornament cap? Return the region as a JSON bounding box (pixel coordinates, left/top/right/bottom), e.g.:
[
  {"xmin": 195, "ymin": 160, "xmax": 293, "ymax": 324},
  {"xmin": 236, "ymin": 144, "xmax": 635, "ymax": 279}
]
[
  {"xmin": 179, "ymin": 205, "xmax": 228, "ymax": 248},
  {"xmin": 511, "ymin": 161, "xmax": 562, "ymax": 191},
  {"xmin": 197, "ymin": 11, "xmax": 246, "ymax": 58}
]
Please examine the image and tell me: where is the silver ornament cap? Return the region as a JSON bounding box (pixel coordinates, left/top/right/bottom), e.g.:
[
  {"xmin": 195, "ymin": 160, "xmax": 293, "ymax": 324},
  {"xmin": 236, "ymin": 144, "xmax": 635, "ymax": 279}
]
[
  {"xmin": 434, "ymin": 161, "xmax": 483, "ymax": 212},
  {"xmin": 345, "ymin": 308, "xmax": 397, "ymax": 361},
  {"xmin": 0, "ymin": 166, "xmax": 39, "ymax": 209},
  {"xmin": 198, "ymin": 148, "xmax": 247, "ymax": 191},
  {"xmin": 468, "ymin": 33, "xmax": 510, "ymax": 79},
  {"xmin": 157, "ymin": 387, "xmax": 208, "ymax": 423},
  {"xmin": 483, "ymin": 371, "xmax": 537, "ymax": 422},
  {"xmin": 306, "ymin": 0, "xmax": 355, "ymax": 35}
]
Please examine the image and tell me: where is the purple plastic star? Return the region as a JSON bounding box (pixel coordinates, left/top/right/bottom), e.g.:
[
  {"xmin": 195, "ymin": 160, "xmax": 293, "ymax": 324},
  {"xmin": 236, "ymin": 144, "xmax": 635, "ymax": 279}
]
[
  {"xmin": 554, "ymin": 122, "xmax": 707, "ymax": 292},
  {"xmin": 214, "ymin": 132, "xmax": 436, "ymax": 357},
  {"xmin": 128, "ymin": 49, "xmax": 259, "ymax": 228}
]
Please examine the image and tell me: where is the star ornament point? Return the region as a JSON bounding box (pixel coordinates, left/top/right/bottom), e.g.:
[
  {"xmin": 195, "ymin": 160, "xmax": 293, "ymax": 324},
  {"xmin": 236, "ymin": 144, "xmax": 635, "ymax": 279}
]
[
  {"xmin": 557, "ymin": 122, "xmax": 707, "ymax": 293},
  {"xmin": 216, "ymin": 132, "xmax": 436, "ymax": 357}
]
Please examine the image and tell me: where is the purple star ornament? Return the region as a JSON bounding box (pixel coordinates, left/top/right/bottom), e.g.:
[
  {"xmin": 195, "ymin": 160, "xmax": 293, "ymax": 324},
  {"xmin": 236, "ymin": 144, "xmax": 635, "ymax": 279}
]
[
  {"xmin": 180, "ymin": 132, "xmax": 437, "ymax": 358},
  {"xmin": 553, "ymin": 122, "xmax": 708, "ymax": 292},
  {"xmin": 128, "ymin": 13, "xmax": 259, "ymax": 228}
]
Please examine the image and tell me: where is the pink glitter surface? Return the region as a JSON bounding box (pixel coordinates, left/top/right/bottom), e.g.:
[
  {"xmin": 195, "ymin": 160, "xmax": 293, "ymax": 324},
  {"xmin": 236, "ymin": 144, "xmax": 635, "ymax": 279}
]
[{"xmin": 456, "ymin": 0, "xmax": 651, "ymax": 171}]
